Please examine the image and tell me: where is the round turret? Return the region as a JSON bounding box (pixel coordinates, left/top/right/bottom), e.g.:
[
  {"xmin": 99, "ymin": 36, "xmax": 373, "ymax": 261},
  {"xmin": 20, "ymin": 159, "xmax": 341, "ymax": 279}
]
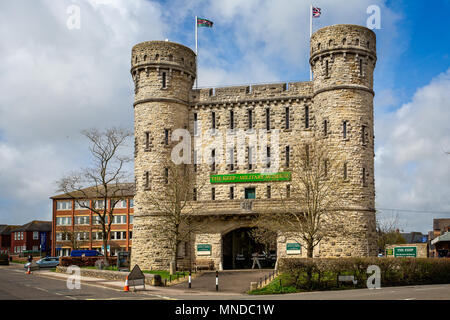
[{"xmin": 131, "ymin": 41, "xmax": 196, "ymax": 270}]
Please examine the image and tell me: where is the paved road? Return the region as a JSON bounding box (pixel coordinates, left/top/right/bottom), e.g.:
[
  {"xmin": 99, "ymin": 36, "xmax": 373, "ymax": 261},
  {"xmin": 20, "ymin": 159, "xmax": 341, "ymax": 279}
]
[{"xmin": 0, "ymin": 265, "xmax": 157, "ymax": 300}]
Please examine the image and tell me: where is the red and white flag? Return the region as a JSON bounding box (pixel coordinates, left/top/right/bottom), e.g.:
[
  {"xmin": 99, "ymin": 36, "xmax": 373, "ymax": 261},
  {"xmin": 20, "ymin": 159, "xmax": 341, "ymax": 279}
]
[{"xmin": 312, "ymin": 7, "xmax": 321, "ymax": 18}]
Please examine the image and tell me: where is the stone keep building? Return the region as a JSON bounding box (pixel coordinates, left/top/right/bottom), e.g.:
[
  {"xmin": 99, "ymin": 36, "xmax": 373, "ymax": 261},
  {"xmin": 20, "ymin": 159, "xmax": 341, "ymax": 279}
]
[{"xmin": 130, "ymin": 24, "xmax": 378, "ymax": 270}]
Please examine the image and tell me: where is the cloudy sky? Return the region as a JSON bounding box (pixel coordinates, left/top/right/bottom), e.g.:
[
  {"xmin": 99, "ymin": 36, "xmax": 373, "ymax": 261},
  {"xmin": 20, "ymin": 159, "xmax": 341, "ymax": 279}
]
[{"xmin": 0, "ymin": 0, "xmax": 449, "ymax": 233}]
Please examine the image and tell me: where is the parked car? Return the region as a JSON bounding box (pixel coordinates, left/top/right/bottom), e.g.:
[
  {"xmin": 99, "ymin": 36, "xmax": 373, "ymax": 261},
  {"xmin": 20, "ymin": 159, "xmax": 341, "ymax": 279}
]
[
  {"xmin": 24, "ymin": 257, "xmax": 59, "ymax": 269},
  {"xmin": 70, "ymin": 250, "xmax": 103, "ymax": 257}
]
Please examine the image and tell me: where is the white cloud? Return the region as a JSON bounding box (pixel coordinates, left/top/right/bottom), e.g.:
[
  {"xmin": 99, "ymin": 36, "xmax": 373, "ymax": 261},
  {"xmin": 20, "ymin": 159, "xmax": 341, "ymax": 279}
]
[{"xmin": 375, "ymin": 68, "xmax": 450, "ymax": 232}]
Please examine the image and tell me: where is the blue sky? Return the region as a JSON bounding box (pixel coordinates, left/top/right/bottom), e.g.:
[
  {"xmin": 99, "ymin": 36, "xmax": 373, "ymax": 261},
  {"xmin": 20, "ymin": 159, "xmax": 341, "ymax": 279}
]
[{"xmin": 0, "ymin": 0, "xmax": 449, "ymax": 233}]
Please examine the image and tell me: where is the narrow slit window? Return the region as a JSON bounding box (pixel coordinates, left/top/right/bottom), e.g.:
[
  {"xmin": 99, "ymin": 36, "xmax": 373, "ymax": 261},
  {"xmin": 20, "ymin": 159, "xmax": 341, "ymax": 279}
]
[
  {"xmin": 325, "ymin": 60, "xmax": 329, "ymax": 77},
  {"xmin": 266, "ymin": 108, "xmax": 270, "ymax": 131},
  {"xmin": 229, "ymin": 148, "xmax": 234, "ymax": 171},
  {"xmin": 211, "ymin": 188, "xmax": 215, "ymax": 200},
  {"xmin": 145, "ymin": 132, "xmax": 150, "ymax": 149},
  {"xmin": 164, "ymin": 129, "xmax": 169, "ymax": 145},
  {"xmin": 145, "ymin": 172, "xmax": 150, "ymax": 189},
  {"xmin": 305, "ymin": 106, "xmax": 310, "ymax": 129},
  {"xmin": 362, "ymin": 125, "xmax": 367, "ymax": 145},
  {"xmin": 267, "ymin": 185, "xmax": 271, "ymax": 199},
  {"xmin": 285, "ymin": 107, "xmax": 290, "ymax": 129},
  {"xmin": 286, "ymin": 185, "xmax": 291, "ymax": 198},
  {"xmin": 211, "ymin": 111, "xmax": 216, "ymax": 130},
  {"xmin": 323, "ymin": 120, "xmax": 328, "ymax": 136},
  {"xmin": 211, "ymin": 149, "xmax": 216, "ymax": 172},
  {"xmin": 359, "ymin": 59, "xmax": 363, "ymax": 76},
  {"xmin": 266, "ymin": 146, "xmax": 271, "ymax": 168},
  {"xmin": 164, "ymin": 167, "xmax": 168, "ymax": 184},
  {"xmin": 230, "ymin": 110, "xmax": 234, "ymax": 130},
  {"xmin": 362, "ymin": 167, "xmax": 367, "ymax": 185},
  {"xmin": 193, "ymin": 188, "xmax": 197, "ymax": 201},
  {"xmin": 248, "ymin": 147, "xmax": 253, "ymax": 170},
  {"xmin": 343, "ymin": 121, "xmax": 348, "ymax": 139},
  {"xmin": 230, "ymin": 187, "xmax": 234, "ymax": 200},
  {"xmin": 248, "ymin": 109, "xmax": 253, "ymax": 129},
  {"xmin": 162, "ymin": 72, "xmax": 167, "ymax": 88},
  {"xmin": 194, "ymin": 150, "xmax": 198, "ymax": 172},
  {"xmin": 194, "ymin": 113, "xmax": 198, "ymax": 135},
  {"xmin": 286, "ymin": 146, "xmax": 290, "ymax": 167}
]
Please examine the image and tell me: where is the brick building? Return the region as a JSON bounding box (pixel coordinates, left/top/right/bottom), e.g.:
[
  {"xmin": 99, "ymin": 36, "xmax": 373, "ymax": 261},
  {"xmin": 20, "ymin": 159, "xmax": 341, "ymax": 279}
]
[
  {"xmin": 429, "ymin": 218, "xmax": 450, "ymax": 257},
  {"xmin": 130, "ymin": 24, "xmax": 378, "ymax": 270},
  {"xmin": 50, "ymin": 183, "xmax": 135, "ymax": 257},
  {"xmin": 9, "ymin": 221, "xmax": 52, "ymax": 256},
  {"xmin": 0, "ymin": 225, "xmax": 19, "ymax": 254}
]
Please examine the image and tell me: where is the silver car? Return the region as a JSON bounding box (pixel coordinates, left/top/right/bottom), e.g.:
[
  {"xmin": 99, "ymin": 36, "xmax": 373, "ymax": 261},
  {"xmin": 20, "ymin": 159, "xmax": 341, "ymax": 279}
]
[{"xmin": 24, "ymin": 257, "xmax": 59, "ymax": 269}]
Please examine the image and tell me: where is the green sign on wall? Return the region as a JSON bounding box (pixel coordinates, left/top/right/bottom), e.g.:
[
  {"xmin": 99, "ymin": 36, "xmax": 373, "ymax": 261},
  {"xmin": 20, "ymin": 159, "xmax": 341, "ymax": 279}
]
[
  {"xmin": 210, "ymin": 172, "xmax": 291, "ymax": 184},
  {"xmin": 286, "ymin": 243, "xmax": 301, "ymax": 255},
  {"xmin": 197, "ymin": 244, "xmax": 211, "ymax": 256},
  {"xmin": 394, "ymin": 246, "xmax": 417, "ymax": 257}
]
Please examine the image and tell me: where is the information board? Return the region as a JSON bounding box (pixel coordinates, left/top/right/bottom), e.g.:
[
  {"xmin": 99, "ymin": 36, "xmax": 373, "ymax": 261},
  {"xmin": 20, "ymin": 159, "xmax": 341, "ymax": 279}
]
[
  {"xmin": 197, "ymin": 244, "xmax": 211, "ymax": 256},
  {"xmin": 286, "ymin": 243, "xmax": 301, "ymax": 255},
  {"xmin": 394, "ymin": 246, "xmax": 417, "ymax": 257}
]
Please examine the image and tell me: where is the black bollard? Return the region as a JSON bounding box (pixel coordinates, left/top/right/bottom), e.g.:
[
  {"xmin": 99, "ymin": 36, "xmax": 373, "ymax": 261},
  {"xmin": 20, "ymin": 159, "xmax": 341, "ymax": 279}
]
[
  {"xmin": 188, "ymin": 271, "xmax": 192, "ymax": 289},
  {"xmin": 215, "ymin": 271, "xmax": 219, "ymax": 291}
]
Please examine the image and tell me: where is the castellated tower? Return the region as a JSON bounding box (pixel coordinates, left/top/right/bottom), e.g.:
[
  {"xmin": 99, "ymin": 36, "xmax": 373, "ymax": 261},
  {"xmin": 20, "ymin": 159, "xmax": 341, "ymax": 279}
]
[
  {"xmin": 310, "ymin": 25, "xmax": 377, "ymax": 256},
  {"xmin": 130, "ymin": 41, "xmax": 196, "ymax": 269},
  {"xmin": 130, "ymin": 24, "xmax": 378, "ymax": 271}
]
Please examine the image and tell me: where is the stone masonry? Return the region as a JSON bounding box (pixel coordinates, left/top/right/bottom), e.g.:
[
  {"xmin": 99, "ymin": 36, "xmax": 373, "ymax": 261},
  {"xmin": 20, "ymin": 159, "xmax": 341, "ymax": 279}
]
[{"xmin": 130, "ymin": 24, "xmax": 378, "ymax": 271}]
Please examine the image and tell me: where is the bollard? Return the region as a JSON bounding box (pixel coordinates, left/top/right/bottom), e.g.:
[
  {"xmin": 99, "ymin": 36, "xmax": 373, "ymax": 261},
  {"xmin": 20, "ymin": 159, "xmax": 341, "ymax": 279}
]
[
  {"xmin": 164, "ymin": 278, "xmax": 167, "ymax": 286},
  {"xmin": 188, "ymin": 271, "xmax": 192, "ymax": 289},
  {"xmin": 215, "ymin": 271, "xmax": 219, "ymax": 291}
]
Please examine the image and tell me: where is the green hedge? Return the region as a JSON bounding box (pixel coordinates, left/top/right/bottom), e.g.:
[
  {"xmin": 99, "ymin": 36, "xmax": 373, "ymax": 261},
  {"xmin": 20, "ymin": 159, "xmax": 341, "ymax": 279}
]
[
  {"xmin": 279, "ymin": 258, "xmax": 450, "ymax": 291},
  {"xmin": 59, "ymin": 256, "xmax": 117, "ymax": 267}
]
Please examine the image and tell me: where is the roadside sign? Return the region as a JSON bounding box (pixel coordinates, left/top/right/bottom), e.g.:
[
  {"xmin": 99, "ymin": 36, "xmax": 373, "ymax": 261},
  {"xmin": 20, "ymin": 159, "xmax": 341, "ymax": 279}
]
[
  {"xmin": 128, "ymin": 264, "xmax": 145, "ymax": 290},
  {"xmin": 197, "ymin": 244, "xmax": 211, "ymax": 256},
  {"xmin": 394, "ymin": 246, "xmax": 417, "ymax": 257}
]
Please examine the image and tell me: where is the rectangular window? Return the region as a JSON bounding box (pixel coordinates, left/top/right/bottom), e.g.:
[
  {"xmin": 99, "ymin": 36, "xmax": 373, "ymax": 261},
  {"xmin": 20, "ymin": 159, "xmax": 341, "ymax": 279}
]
[
  {"xmin": 285, "ymin": 107, "xmax": 290, "ymax": 129},
  {"xmin": 230, "ymin": 186, "xmax": 234, "ymax": 200},
  {"xmin": 305, "ymin": 106, "xmax": 310, "ymax": 129},
  {"xmin": 343, "ymin": 121, "xmax": 348, "ymax": 139},
  {"xmin": 75, "ymin": 200, "xmax": 90, "ymax": 210},
  {"xmin": 230, "ymin": 110, "xmax": 234, "ymax": 130},
  {"xmin": 164, "ymin": 167, "xmax": 169, "ymax": 184},
  {"xmin": 164, "ymin": 129, "xmax": 169, "ymax": 145},
  {"xmin": 75, "ymin": 216, "xmax": 90, "ymax": 225},
  {"xmin": 211, "ymin": 149, "xmax": 216, "ymax": 172},
  {"xmin": 33, "ymin": 232, "xmax": 38, "ymax": 240},
  {"xmin": 324, "ymin": 119, "xmax": 328, "ymax": 136},
  {"xmin": 326, "ymin": 60, "xmax": 329, "ymax": 77},
  {"xmin": 266, "ymin": 108, "xmax": 270, "ymax": 131},
  {"xmin": 57, "ymin": 201, "xmax": 72, "ymax": 211},
  {"xmin": 162, "ymin": 72, "xmax": 167, "ymax": 88},
  {"xmin": 286, "ymin": 146, "xmax": 290, "ymax": 167},
  {"xmin": 362, "ymin": 125, "xmax": 367, "ymax": 145},
  {"xmin": 245, "ymin": 188, "xmax": 256, "ymax": 199},
  {"xmin": 194, "ymin": 113, "xmax": 198, "ymax": 135},
  {"xmin": 211, "ymin": 188, "xmax": 215, "ymax": 200},
  {"xmin": 145, "ymin": 132, "xmax": 150, "ymax": 150},
  {"xmin": 129, "ymin": 199, "xmax": 134, "ymax": 208},
  {"xmin": 228, "ymin": 148, "xmax": 234, "ymax": 171},
  {"xmin": 94, "ymin": 200, "xmax": 106, "ymax": 209},
  {"xmin": 267, "ymin": 185, "xmax": 271, "ymax": 199},
  {"xmin": 114, "ymin": 199, "xmax": 127, "ymax": 209},
  {"xmin": 211, "ymin": 111, "xmax": 216, "ymax": 130},
  {"xmin": 129, "ymin": 231, "xmax": 133, "ymax": 239},
  {"xmin": 193, "ymin": 188, "xmax": 197, "ymax": 201},
  {"xmin": 248, "ymin": 146, "xmax": 253, "ymax": 170},
  {"xmin": 129, "ymin": 215, "xmax": 133, "ymax": 224},
  {"xmin": 145, "ymin": 171, "xmax": 150, "ymax": 189},
  {"xmin": 248, "ymin": 109, "xmax": 253, "ymax": 129}
]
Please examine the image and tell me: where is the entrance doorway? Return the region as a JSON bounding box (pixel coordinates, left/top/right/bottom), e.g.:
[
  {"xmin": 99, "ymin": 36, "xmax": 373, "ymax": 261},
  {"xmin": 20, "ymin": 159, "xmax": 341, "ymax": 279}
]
[{"xmin": 222, "ymin": 227, "xmax": 276, "ymax": 269}]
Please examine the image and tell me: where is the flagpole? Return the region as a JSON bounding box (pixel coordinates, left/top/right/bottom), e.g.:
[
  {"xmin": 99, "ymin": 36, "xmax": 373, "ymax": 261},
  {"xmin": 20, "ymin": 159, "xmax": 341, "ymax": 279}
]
[
  {"xmin": 195, "ymin": 16, "xmax": 198, "ymax": 89},
  {"xmin": 309, "ymin": 5, "xmax": 312, "ymax": 81}
]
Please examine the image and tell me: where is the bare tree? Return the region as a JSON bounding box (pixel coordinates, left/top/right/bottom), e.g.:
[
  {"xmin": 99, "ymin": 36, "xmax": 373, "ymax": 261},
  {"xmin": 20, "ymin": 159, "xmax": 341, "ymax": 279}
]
[
  {"xmin": 142, "ymin": 153, "xmax": 203, "ymax": 273},
  {"xmin": 255, "ymin": 139, "xmax": 344, "ymax": 258},
  {"xmin": 376, "ymin": 211, "xmax": 406, "ymax": 253},
  {"xmin": 57, "ymin": 127, "xmax": 133, "ymax": 259},
  {"xmin": 59, "ymin": 226, "xmax": 89, "ymax": 251}
]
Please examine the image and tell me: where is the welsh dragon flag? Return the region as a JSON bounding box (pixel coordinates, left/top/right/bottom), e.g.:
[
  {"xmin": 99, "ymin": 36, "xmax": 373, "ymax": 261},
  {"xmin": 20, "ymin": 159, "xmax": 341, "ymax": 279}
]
[{"xmin": 197, "ymin": 18, "xmax": 213, "ymax": 28}]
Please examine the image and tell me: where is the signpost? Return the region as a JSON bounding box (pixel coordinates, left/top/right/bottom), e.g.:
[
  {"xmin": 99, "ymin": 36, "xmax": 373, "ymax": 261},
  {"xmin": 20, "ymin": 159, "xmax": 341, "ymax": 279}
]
[
  {"xmin": 197, "ymin": 244, "xmax": 211, "ymax": 256},
  {"xmin": 393, "ymin": 246, "xmax": 417, "ymax": 257},
  {"xmin": 286, "ymin": 243, "xmax": 301, "ymax": 255}
]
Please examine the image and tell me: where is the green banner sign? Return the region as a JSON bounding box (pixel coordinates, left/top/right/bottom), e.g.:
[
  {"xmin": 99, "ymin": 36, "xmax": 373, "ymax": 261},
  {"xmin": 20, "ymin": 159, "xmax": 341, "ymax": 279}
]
[
  {"xmin": 197, "ymin": 244, "xmax": 211, "ymax": 252},
  {"xmin": 210, "ymin": 172, "xmax": 291, "ymax": 184},
  {"xmin": 286, "ymin": 243, "xmax": 301, "ymax": 255},
  {"xmin": 394, "ymin": 246, "xmax": 417, "ymax": 257}
]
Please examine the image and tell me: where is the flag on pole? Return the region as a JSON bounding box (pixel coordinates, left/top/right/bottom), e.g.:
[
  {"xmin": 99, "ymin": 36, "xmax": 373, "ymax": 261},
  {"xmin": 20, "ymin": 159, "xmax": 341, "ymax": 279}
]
[
  {"xmin": 197, "ymin": 18, "xmax": 213, "ymax": 28},
  {"xmin": 312, "ymin": 7, "xmax": 321, "ymax": 18}
]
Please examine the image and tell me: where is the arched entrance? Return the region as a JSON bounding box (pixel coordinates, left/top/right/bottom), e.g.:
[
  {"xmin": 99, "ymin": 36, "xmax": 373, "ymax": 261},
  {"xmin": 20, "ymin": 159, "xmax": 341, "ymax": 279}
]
[{"xmin": 222, "ymin": 227, "xmax": 276, "ymax": 269}]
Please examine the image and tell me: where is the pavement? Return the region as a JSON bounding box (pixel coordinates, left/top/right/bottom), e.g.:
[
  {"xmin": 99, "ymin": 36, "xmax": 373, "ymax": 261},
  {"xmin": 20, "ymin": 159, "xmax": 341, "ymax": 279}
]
[{"xmin": 1, "ymin": 263, "xmax": 450, "ymax": 300}]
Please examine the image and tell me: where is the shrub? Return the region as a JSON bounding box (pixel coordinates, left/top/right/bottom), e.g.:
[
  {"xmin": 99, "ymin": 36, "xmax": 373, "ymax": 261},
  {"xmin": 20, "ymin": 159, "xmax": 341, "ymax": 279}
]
[
  {"xmin": 278, "ymin": 257, "xmax": 450, "ymax": 291},
  {"xmin": 59, "ymin": 256, "xmax": 117, "ymax": 267}
]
